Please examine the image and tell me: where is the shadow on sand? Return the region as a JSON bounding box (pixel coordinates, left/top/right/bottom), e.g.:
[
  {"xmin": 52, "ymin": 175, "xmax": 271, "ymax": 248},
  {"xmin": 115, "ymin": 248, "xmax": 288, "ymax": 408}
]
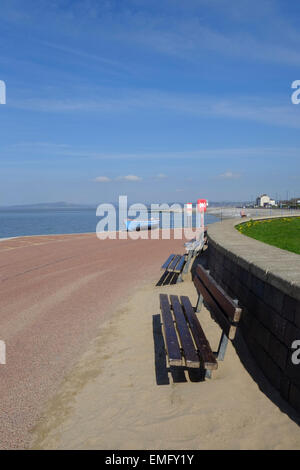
[
  {"xmin": 152, "ymin": 314, "xmax": 205, "ymax": 385},
  {"xmin": 156, "ymin": 271, "xmax": 180, "ymax": 287},
  {"xmin": 232, "ymin": 329, "xmax": 300, "ymax": 426}
]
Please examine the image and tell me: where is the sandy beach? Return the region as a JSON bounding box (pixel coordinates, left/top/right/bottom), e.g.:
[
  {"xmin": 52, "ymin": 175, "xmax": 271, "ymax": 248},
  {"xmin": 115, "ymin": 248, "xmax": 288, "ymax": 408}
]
[{"xmin": 1, "ymin": 232, "xmax": 300, "ymax": 449}]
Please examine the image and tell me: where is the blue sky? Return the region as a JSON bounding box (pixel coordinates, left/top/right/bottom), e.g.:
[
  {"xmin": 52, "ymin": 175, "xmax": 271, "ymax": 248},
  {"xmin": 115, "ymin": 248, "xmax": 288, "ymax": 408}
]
[{"xmin": 1, "ymin": 0, "xmax": 300, "ymax": 205}]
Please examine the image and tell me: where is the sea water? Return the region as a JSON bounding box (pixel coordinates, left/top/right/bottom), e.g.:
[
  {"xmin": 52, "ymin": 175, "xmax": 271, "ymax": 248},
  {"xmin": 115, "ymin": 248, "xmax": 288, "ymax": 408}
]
[{"xmin": 0, "ymin": 208, "xmax": 219, "ymax": 239}]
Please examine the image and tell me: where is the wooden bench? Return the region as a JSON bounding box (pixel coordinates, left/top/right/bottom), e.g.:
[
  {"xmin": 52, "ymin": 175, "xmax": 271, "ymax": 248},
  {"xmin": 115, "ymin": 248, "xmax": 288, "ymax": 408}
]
[
  {"xmin": 161, "ymin": 253, "xmax": 187, "ymax": 276},
  {"xmin": 160, "ymin": 230, "xmax": 207, "ymax": 284},
  {"xmin": 159, "ymin": 263, "xmax": 242, "ymax": 379}
]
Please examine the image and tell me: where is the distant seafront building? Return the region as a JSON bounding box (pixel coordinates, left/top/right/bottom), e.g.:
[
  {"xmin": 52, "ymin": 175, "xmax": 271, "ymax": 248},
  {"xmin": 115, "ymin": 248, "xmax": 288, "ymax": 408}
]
[{"xmin": 256, "ymin": 194, "xmax": 276, "ymax": 207}]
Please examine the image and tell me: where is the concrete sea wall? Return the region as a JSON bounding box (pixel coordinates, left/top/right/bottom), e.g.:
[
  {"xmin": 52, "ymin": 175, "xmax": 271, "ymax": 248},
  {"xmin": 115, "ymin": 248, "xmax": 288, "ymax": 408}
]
[{"xmin": 207, "ymin": 216, "xmax": 300, "ymax": 412}]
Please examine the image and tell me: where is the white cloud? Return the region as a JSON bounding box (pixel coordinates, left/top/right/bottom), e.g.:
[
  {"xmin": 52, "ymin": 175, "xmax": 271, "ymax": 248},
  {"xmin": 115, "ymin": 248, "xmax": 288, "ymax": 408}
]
[
  {"xmin": 3, "ymin": 0, "xmax": 300, "ymax": 69},
  {"xmin": 116, "ymin": 174, "xmax": 142, "ymax": 181},
  {"xmin": 156, "ymin": 173, "xmax": 167, "ymax": 179},
  {"xmin": 94, "ymin": 176, "xmax": 111, "ymax": 182},
  {"xmin": 92, "ymin": 146, "xmax": 300, "ymax": 161},
  {"xmin": 5, "ymin": 142, "xmax": 300, "ymax": 163},
  {"xmin": 42, "ymin": 41, "xmax": 129, "ymax": 72},
  {"xmin": 93, "ymin": 175, "xmax": 142, "ymax": 183},
  {"xmin": 218, "ymin": 171, "xmax": 241, "ymax": 179},
  {"xmin": 10, "ymin": 90, "xmax": 300, "ymax": 130}
]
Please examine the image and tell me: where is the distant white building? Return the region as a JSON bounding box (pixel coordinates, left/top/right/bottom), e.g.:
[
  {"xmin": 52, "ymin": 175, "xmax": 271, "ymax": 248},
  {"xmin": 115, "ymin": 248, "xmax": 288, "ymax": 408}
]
[{"xmin": 256, "ymin": 194, "xmax": 276, "ymax": 207}]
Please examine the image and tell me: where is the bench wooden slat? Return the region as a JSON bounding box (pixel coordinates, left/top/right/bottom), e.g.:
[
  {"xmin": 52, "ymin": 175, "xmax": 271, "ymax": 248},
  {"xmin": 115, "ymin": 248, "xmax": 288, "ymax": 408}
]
[
  {"xmin": 170, "ymin": 295, "xmax": 200, "ymax": 368},
  {"xmin": 159, "ymin": 294, "xmax": 182, "ymax": 366},
  {"xmin": 173, "ymin": 255, "xmax": 186, "ymax": 273},
  {"xmin": 161, "ymin": 254, "xmax": 175, "ymax": 270},
  {"xmin": 180, "ymin": 296, "xmax": 218, "ymax": 370},
  {"xmin": 168, "ymin": 254, "xmax": 181, "ymax": 271},
  {"xmin": 193, "ymin": 276, "xmax": 237, "ymax": 340},
  {"xmin": 196, "ymin": 264, "xmax": 242, "ymax": 322}
]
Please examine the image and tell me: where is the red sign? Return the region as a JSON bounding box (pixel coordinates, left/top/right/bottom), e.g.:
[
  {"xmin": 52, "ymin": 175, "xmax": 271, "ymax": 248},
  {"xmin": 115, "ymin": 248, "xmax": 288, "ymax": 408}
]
[{"xmin": 197, "ymin": 199, "xmax": 207, "ymax": 213}]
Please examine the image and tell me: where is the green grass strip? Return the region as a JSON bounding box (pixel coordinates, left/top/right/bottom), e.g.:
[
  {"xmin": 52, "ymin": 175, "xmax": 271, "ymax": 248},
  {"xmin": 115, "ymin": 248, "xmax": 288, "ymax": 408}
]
[{"xmin": 235, "ymin": 217, "xmax": 300, "ymax": 255}]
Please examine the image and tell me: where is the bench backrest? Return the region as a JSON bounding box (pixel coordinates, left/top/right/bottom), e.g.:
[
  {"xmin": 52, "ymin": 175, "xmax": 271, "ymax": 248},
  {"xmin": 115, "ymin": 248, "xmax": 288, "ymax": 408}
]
[{"xmin": 193, "ymin": 264, "xmax": 242, "ymax": 340}]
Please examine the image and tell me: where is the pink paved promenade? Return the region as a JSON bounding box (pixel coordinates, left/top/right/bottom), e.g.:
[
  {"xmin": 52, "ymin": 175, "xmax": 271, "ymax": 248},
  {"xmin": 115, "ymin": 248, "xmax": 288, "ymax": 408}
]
[{"xmin": 0, "ymin": 232, "xmax": 186, "ymax": 449}]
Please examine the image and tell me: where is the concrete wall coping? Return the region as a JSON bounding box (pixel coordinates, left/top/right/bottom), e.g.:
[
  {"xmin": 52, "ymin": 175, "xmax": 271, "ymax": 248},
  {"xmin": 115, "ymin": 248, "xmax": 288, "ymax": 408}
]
[{"xmin": 207, "ymin": 215, "xmax": 300, "ymax": 301}]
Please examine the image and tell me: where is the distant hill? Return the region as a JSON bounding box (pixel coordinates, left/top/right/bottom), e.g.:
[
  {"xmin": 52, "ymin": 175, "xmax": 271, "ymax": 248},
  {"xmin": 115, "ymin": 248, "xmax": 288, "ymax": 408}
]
[
  {"xmin": 0, "ymin": 200, "xmax": 248, "ymax": 211},
  {"xmin": 0, "ymin": 202, "xmax": 96, "ymax": 210}
]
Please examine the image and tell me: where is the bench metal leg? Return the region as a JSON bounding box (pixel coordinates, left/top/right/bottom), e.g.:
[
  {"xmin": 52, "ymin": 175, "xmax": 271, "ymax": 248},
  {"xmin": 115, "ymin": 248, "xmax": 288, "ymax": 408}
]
[
  {"xmin": 205, "ymin": 369, "xmax": 212, "ymax": 379},
  {"xmin": 196, "ymin": 293, "xmax": 203, "ymax": 313},
  {"xmin": 183, "ymin": 250, "xmax": 193, "ymax": 275},
  {"xmin": 216, "ymin": 292, "xmax": 232, "ymax": 361},
  {"xmin": 216, "ymin": 332, "xmax": 229, "ymax": 361}
]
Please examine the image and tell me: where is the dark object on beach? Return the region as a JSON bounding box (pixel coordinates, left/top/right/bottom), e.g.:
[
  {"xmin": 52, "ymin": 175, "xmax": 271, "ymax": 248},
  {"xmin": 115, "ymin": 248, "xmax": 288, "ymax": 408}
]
[
  {"xmin": 125, "ymin": 218, "xmax": 159, "ymax": 231},
  {"xmin": 158, "ymin": 263, "xmax": 242, "ymax": 379}
]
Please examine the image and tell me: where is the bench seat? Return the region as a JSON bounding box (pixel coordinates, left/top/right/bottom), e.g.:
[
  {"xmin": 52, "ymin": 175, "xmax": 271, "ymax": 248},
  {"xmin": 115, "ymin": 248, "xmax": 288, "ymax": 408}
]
[
  {"xmin": 159, "ymin": 293, "xmax": 217, "ymax": 370},
  {"xmin": 161, "ymin": 254, "xmax": 186, "ymax": 273}
]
